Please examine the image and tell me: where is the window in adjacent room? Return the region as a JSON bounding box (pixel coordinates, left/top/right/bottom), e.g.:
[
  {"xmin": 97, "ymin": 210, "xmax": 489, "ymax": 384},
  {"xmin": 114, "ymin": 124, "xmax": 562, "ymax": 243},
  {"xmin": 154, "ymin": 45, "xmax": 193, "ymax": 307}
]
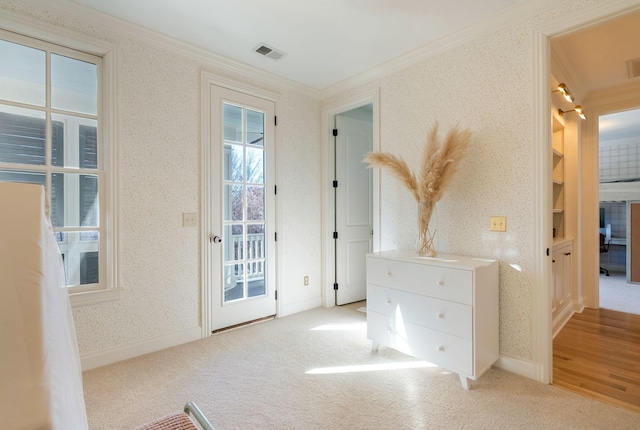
[{"xmin": 0, "ymin": 28, "xmax": 115, "ymax": 302}]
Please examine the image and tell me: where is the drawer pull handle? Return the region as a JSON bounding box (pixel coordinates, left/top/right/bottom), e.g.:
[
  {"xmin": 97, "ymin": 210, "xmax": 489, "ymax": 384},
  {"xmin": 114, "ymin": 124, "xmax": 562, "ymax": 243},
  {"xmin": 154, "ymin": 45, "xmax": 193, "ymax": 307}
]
[
  {"xmin": 386, "ymin": 299, "xmax": 392, "ymax": 305},
  {"xmin": 386, "ymin": 271, "xmax": 392, "ymax": 277},
  {"xmin": 437, "ymin": 280, "xmax": 445, "ymax": 286},
  {"xmin": 438, "ymin": 346, "xmax": 445, "ymax": 352},
  {"xmin": 437, "ymin": 313, "xmax": 444, "ymax": 319}
]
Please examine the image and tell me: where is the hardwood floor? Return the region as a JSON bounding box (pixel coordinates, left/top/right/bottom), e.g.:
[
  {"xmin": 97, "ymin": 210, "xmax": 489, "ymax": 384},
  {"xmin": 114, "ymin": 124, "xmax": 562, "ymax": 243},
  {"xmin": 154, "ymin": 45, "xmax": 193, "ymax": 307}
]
[{"xmin": 553, "ymin": 307, "xmax": 640, "ymax": 412}]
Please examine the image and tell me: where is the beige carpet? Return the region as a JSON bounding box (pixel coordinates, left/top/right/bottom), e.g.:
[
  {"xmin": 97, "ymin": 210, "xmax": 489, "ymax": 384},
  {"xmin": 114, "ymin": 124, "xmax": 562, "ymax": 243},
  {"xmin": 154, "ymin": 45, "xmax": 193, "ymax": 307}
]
[{"xmin": 83, "ymin": 303, "xmax": 640, "ymax": 429}]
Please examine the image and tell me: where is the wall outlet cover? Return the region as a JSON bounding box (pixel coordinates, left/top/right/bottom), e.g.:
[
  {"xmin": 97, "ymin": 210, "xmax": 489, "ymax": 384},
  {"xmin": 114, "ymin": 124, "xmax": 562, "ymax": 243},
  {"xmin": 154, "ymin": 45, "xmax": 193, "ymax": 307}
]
[{"xmin": 182, "ymin": 212, "xmax": 198, "ymax": 227}]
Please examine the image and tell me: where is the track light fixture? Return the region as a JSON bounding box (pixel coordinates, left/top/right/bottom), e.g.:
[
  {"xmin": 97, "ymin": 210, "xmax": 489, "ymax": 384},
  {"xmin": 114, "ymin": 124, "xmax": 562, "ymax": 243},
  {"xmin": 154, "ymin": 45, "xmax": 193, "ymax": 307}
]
[
  {"xmin": 558, "ymin": 105, "xmax": 586, "ymax": 120},
  {"xmin": 553, "ymin": 83, "xmax": 575, "ymax": 102}
]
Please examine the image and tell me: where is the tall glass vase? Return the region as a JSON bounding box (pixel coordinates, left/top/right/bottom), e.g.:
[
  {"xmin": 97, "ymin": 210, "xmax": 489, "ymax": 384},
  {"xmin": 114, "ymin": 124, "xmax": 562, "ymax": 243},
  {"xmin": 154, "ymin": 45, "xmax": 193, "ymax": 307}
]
[{"xmin": 417, "ymin": 201, "xmax": 436, "ymax": 256}]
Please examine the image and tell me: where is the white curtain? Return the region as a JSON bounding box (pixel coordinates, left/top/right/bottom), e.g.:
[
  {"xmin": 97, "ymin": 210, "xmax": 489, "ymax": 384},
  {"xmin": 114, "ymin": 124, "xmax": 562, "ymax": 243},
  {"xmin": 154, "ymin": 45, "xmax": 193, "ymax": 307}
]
[{"xmin": 0, "ymin": 182, "xmax": 88, "ymax": 430}]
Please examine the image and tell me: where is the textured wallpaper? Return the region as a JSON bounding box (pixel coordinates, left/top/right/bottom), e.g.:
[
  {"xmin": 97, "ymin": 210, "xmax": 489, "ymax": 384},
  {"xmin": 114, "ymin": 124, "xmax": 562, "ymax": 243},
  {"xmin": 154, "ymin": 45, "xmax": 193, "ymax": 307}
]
[
  {"xmin": 0, "ymin": 0, "xmax": 322, "ymax": 357},
  {"xmin": 0, "ymin": 0, "xmax": 608, "ymax": 365},
  {"xmin": 324, "ymin": 0, "xmax": 602, "ymax": 360}
]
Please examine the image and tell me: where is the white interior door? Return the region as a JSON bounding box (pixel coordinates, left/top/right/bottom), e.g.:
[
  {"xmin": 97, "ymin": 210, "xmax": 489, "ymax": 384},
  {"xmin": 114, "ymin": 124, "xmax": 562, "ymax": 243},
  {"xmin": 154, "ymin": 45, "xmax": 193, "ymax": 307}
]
[
  {"xmin": 335, "ymin": 110, "xmax": 373, "ymax": 305},
  {"xmin": 210, "ymin": 85, "xmax": 276, "ymax": 331}
]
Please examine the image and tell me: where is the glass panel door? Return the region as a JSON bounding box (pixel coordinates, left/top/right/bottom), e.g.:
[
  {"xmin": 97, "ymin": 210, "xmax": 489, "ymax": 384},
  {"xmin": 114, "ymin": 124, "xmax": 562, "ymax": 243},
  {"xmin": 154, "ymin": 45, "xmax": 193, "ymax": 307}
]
[
  {"xmin": 222, "ymin": 103, "xmax": 266, "ymax": 303},
  {"xmin": 210, "ymin": 85, "xmax": 275, "ymax": 332}
]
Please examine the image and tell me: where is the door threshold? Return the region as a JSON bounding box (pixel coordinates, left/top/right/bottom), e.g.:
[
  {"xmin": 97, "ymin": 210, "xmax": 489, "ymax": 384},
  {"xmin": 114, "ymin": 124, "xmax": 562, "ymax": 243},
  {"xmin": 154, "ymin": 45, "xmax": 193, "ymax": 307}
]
[{"xmin": 211, "ymin": 314, "xmax": 276, "ymax": 335}]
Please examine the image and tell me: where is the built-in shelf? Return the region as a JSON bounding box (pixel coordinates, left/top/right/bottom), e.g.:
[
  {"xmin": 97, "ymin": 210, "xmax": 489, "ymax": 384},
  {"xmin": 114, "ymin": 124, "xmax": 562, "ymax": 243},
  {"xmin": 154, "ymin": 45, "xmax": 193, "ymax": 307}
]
[{"xmin": 552, "ymin": 116, "xmax": 565, "ymax": 239}]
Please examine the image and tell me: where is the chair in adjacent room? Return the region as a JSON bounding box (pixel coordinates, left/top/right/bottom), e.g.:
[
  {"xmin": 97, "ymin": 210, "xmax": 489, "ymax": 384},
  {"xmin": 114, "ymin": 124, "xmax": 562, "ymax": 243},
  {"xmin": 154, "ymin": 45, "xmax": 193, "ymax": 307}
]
[{"xmin": 600, "ymin": 233, "xmax": 610, "ymax": 276}]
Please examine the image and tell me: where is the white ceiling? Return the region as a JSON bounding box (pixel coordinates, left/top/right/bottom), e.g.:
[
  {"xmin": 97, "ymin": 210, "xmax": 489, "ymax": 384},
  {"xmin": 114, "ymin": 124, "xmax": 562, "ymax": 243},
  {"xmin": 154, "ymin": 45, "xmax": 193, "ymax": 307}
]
[
  {"xmin": 65, "ymin": 1, "xmax": 640, "ymax": 139},
  {"xmin": 71, "ymin": 0, "xmax": 526, "ymax": 90}
]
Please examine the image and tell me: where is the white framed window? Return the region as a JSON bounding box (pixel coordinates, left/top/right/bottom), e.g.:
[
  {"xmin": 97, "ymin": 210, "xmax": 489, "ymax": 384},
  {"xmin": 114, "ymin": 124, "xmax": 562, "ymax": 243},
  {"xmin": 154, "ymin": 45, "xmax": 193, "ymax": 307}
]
[{"xmin": 0, "ymin": 26, "xmax": 118, "ymax": 306}]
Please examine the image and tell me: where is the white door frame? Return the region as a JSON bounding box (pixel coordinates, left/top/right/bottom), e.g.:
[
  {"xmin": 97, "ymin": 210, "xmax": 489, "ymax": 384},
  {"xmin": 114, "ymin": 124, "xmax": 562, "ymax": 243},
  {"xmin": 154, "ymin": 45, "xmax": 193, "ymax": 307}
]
[
  {"xmin": 200, "ymin": 72, "xmax": 280, "ymax": 337},
  {"xmin": 532, "ymin": 1, "xmax": 640, "ymax": 383},
  {"xmin": 321, "ymin": 89, "xmax": 380, "ymax": 307}
]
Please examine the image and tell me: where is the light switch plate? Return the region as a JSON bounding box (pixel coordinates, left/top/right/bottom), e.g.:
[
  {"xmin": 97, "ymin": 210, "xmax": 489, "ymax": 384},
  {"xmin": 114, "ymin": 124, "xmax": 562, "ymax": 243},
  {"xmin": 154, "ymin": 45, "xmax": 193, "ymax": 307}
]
[
  {"xmin": 182, "ymin": 212, "xmax": 198, "ymax": 227},
  {"xmin": 490, "ymin": 216, "xmax": 506, "ymax": 232}
]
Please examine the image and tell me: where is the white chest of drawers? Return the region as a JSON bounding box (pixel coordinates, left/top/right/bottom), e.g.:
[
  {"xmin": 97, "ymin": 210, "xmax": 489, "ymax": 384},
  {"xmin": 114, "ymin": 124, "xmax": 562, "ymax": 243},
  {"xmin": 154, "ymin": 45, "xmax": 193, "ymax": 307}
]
[{"xmin": 366, "ymin": 250, "xmax": 499, "ymax": 389}]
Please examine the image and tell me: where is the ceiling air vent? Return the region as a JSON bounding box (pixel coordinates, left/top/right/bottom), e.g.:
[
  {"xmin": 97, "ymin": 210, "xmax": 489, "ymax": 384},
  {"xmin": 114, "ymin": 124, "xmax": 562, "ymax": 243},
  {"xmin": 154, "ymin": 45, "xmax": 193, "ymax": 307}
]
[
  {"xmin": 253, "ymin": 43, "xmax": 286, "ymax": 61},
  {"xmin": 628, "ymin": 57, "xmax": 640, "ymax": 79}
]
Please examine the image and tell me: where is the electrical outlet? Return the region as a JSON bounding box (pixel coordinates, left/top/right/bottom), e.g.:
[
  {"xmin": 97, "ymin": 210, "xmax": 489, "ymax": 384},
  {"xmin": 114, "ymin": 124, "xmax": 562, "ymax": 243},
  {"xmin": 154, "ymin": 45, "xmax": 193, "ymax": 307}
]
[
  {"xmin": 304, "ymin": 276, "xmax": 309, "ymax": 286},
  {"xmin": 182, "ymin": 212, "xmax": 198, "ymax": 227},
  {"xmin": 490, "ymin": 216, "xmax": 506, "ymax": 232}
]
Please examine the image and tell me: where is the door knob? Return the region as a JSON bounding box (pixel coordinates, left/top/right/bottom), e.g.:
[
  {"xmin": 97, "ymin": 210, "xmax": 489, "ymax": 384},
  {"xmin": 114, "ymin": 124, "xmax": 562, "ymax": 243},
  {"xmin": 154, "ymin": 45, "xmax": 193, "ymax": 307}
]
[{"xmin": 210, "ymin": 235, "xmax": 222, "ymax": 243}]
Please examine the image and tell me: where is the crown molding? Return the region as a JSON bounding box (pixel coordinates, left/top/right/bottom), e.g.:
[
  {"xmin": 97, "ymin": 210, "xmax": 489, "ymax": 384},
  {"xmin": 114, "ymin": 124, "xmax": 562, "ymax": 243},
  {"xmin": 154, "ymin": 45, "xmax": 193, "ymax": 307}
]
[
  {"xmin": 4, "ymin": 0, "xmax": 321, "ymax": 99},
  {"xmin": 539, "ymin": 0, "xmax": 640, "ymax": 37},
  {"xmin": 0, "ymin": 6, "xmax": 115, "ymax": 54},
  {"xmin": 583, "ymin": 80, "xmax": 640, "ymax": 108},
  {"xmin": 320, "ymin": 0, "xmax": 562, "ymax": 99}
]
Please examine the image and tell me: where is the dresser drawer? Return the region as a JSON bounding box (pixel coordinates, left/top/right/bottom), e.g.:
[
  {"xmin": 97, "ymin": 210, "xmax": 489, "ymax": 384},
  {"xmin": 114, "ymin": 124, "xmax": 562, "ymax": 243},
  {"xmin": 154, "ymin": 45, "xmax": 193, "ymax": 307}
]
[
  {"xmin": 367, "ymin": 311, "xmax": 473, "ymax": 375},
  {"xmin": 367, "ymin": 257, "xmax": 473, "ymax": 305},
  {"xmin": 367, "ymin": 284, "xmax": 472, "ymax": 340}
]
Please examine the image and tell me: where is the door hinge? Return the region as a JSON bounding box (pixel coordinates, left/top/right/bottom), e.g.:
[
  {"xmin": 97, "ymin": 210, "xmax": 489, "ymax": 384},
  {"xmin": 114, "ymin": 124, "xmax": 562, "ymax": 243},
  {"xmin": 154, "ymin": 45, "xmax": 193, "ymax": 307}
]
[
  {"xmin": 546, "ymin": 248, "xmax": 549, "ymax": 256},
  {"xmin": 275, "ymin": 232, "xmax": 278, "ymax": 241},
  {"xmin": 333, "ymin": 180, "xmax": 338, "ymax": 188},
  {"xmin": 274, "ymin": 185, "xmax": 277, "ymax": 195},
  {"xmin": 274, "ymin": 116, "xmax": 277, "ymax": 126},
  {"xmin": 333, "ymin": 231, "xmax": 338, "ymax": 239},
  {"xmin": 333, "ymin": 282, "xmax": 339, "ymax": 290},
  {"xmin": 275, "ymin": 290, "xmax": 278, "ymax": 300},
  {"xmin": 333, "ymin": 128, "xmax": 338, "ymax": 137}
]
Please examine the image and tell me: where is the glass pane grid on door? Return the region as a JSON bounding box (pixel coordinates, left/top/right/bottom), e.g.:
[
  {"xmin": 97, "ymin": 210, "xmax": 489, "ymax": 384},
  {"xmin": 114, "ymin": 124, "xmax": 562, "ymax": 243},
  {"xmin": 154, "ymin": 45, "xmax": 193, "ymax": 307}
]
[{"xmin": 222, "ymin": 103, "xmax": 266, "ymax": 303}]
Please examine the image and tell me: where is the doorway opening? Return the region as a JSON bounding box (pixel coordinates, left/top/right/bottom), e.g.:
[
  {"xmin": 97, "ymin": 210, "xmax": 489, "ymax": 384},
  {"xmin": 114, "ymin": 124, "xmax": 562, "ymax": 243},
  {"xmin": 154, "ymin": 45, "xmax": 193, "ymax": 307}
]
[
  {"xmin": 598, "ymin": 108, "xmax": 640, "ymax": 315},
  {"xmin": 322, "ymin": 90, "xmax": 380, "ymax": 308},
  {"xmin": 547, "ymin": 9, "xmax": 640, "ymax": 409}
]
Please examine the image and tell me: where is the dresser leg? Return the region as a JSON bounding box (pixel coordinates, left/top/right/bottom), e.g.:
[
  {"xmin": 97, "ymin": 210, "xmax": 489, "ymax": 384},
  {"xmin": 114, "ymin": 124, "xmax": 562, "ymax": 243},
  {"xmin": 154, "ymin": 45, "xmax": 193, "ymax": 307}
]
[
  {"xmin": 371, "ymin": 341, "xmax": 380, "ymax": 352},
  {"xmin": 459, "ymin": 374, "xmax": 470, "ymax": 390}
]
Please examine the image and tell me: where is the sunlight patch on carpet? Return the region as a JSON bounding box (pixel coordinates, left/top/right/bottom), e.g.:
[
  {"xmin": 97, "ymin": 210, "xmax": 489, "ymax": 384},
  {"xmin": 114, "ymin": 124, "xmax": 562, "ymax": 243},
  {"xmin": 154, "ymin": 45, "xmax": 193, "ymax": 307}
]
[
  {"xmin": 310, "ymin": 322, "xmax": 366, "ymax": 331},
  {"xmin": 306, "ymin": 360, "xmax": 436, "ymax": 375}
]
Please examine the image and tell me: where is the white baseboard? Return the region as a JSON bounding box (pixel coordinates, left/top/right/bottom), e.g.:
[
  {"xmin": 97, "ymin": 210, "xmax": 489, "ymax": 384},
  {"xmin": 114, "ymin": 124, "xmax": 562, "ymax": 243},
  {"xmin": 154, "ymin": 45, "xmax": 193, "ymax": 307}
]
[
  {"xmin": 494, "ymin": 354, "xmax": 536, "ymax": 380},
  {"xmin": 80, "ymin": 326, "xmax": 202, "ymax": 371},
  {"xmin": 281, "ymin": 297, "xmax": 323, "ymax": 318},
  {"xmin": 552, "ymin": 305, "xmax": 574, "ymax": 338}
]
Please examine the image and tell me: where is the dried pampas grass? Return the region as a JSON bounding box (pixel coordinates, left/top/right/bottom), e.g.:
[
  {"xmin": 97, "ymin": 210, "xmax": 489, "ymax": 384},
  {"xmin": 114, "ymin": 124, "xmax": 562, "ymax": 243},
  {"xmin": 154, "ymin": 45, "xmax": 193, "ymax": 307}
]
[{"xmin": 363, "ymin": 122, "xmax": 471, "ymax": 256}]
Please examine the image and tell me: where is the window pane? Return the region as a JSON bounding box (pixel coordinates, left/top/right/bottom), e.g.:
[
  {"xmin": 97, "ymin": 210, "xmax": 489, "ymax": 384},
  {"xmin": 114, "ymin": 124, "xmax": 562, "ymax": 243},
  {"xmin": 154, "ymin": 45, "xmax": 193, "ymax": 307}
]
[
  {"xmin": 80, "ymin": 174, "xmax": 99, "ymax": 227},
  {"xmin": 223, "ymin": 184, "xmax": 243, "ymax": 221},
  {"xmin": 51, "ymin": 113, "xmax": 98, "ymax": 169},
  {"xmin": 223, "ymin": 143, "xmax": 243, "ymax": 182},
  {"xmin": 246, "ymin": 147, "xmax": 264, "ymax": 184},
  {"xmin": 246, "ymin": 224, "xmax": 266, "ymax": 298},
  {"xmin": 223, "ymin": 103, "xmax": 242, "ymax": 143},
  {"xmin": 80, "ymin": 251, "xmax": 99, "ymax": 285},
  {"xmin": 224, "ymin": 224, "xmax": 243, "ymax": 262},
  {"xmin": 224, "ymin": 263, "xmax": 245, "ymax": 302},
  {"xmin": 0, "ymin": 169, "xmax": 45, "ymax": 185},
  {"xmin": 79, "ymin": 124, "xmax": 97, "ymax": 169},
  {"xmin": 246, "ymin": 109, "xmax": 264, "ymax": 147},
  {"xmin": 51, "ymin": 54, "xmax": 97, "ymax": 115},
  {"xmin": 0, "ymin": 39, "xmax": 45, "ymax": 106},
  {"xmin": 58, "ymin": 231, "xmax": 100, "ymax": 286},
  {"xmin": 247, "ymin": 224, "xmax": 265, "ymax": 260},
  {"xmin": 247, "ymin": 186, "xmax": 264, "ymax": 221},
  {"xmin": 51, "ymin": 172, "xmax": 99, "ymax": 228},
  {"xmin": 0, "ymin": 106, "xmax": 46, "ymax": 165}
]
